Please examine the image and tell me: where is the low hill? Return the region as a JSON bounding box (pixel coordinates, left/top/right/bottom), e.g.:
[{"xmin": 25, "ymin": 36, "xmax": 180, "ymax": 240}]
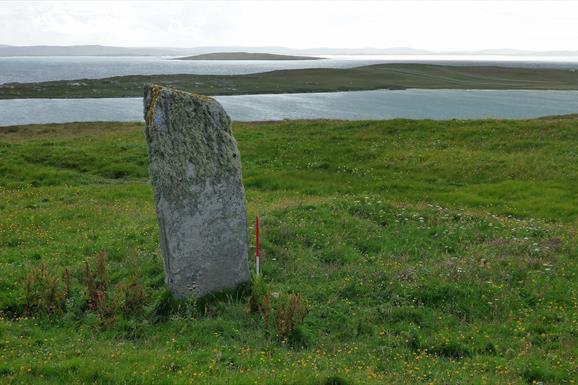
[
  {"xmin": 175, "ymin": 52, "xmax": 322, "ymax": 60},
  {"xmin": 0, "ymin": 44, "xmax": 188, "ymax": 57}
]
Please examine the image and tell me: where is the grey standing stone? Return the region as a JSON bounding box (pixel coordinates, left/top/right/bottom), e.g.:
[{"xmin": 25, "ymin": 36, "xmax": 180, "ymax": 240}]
[{"xmin": 143, "ymin": 85, "xmax": 250, "ymax": 298}]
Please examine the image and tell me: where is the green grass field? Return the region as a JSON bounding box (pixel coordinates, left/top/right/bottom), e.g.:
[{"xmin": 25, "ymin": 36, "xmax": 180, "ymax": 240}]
[
  {"xmin": 0, "ymin": 118, "xmax": 577, "ymax": 385},
  {"xmin": 2, "ymin": 63, "xmax": 578, "ymax": 99}
]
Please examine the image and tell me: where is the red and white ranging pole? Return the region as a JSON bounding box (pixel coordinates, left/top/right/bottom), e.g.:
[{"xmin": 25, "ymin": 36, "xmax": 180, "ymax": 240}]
[{"xmin": 255, "ymin": 215, "xmax": 260, "ymax": 276}]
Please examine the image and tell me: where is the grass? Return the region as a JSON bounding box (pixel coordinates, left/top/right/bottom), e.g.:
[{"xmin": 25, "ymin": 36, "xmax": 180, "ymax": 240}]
[
  {"xmin": 0, "ymin": 118, "xmax": 577, "ymax": 384},
  {"xmin": 1, "ymin": 63, "xmax": 578, "ymax": 99}
]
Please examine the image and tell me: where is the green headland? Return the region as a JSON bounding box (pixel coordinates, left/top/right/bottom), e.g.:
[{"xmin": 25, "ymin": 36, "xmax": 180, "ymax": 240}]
[{"xmin": 1, "ymin": 63, "xmax": 577, "ymax": 99}]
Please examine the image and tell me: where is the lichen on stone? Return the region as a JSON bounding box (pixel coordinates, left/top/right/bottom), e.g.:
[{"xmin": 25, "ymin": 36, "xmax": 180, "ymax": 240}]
[{"xmin": 144, "ymin": 84, "xmax": 239, "ymax": 203}]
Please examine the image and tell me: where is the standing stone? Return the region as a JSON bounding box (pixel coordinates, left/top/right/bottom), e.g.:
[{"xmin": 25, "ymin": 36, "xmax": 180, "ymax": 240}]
[{"xmin": 143, "ymin": 85, "xmax": 250, "ymax": 298}]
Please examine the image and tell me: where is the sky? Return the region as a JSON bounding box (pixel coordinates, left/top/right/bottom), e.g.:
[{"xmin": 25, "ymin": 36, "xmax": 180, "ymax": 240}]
[{"xmin": 1, "ymin": 0, "xmax": 577, "ymax": 51}]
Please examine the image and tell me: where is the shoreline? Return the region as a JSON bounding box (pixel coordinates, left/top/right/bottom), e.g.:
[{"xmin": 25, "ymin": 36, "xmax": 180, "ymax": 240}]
[
  {"xmin": 2, "ymin": 109, "xmax": 578, "ymax": 129},
  {"xmin": 1, "ymin": 87, "xmax": 578, "ymax": 101}
]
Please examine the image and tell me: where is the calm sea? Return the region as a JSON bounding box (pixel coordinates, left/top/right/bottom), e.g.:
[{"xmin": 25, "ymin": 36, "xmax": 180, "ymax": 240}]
[{"xmin": 1, "ymin": 89, "xmax": 577, "ymax": 126}]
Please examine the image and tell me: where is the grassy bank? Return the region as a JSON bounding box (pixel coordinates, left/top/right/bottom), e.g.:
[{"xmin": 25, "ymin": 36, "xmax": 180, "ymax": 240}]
[
  {"xmin": 1, "ymin": 63, "xmax": 578, "ymax": 99},
  {"xmin": 0, "ymin": 118, "xmax": 577, "ymax": 384}
]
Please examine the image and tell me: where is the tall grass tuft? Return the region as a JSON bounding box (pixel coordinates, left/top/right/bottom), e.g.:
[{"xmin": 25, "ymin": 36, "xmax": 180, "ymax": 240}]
[
  {"xmin": 248, "ymin": 276, "xmax": 309, "ymax": 347},
  {"xmin": 24, "ymin": 263, "xmax": 66, "ymax": 316},
  {"xmin": 80, "ymin": 251, "xmax": 109, "ymax": 314},
  {"xmin": 113, "ymin": 274, "xmax": 147, "ymax": 318},
  {"xmin": 273, "ymin": 293, "xmax": 309, "ymax": 347}
]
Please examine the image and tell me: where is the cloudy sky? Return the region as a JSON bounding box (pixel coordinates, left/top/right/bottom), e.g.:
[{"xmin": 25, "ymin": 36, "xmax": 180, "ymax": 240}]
[{"xmin": 1, "ymin": 1, "xmax": 577, "ymax": 51}]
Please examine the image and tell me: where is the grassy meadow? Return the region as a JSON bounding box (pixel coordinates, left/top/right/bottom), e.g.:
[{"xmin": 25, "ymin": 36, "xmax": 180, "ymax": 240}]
[
  {"xmin": 0, "ymin": 118, "xmax": 577, "ymax": 384},
  {"xmin": 2, "ymin": 64, "xmax": 578, "ymax": 99}
]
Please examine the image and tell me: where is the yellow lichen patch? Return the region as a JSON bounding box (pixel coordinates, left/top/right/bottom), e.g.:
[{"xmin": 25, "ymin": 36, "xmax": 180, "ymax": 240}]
[
  {"xmin": 171, "ymin": 87, "xmax": 215, "ymax": 103},
  {"xmin": 188, "ymin": 91, "xmax": 216, "ymax": 103},
  {"xmin": 145, "ymin": 85, "xmax": 162, "ymax": 127}
]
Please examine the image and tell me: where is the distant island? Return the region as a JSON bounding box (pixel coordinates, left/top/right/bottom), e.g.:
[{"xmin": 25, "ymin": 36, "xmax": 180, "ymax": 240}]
[{"xmin": 174, "ymin": 52, "xmax": 323, "ymax": 61}]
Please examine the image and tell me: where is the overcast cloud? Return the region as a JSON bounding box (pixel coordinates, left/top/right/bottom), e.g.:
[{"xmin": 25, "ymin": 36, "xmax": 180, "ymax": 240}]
[{"xmin": 1, "ymin": 1, "xmax": 577, "ymax": 51}]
